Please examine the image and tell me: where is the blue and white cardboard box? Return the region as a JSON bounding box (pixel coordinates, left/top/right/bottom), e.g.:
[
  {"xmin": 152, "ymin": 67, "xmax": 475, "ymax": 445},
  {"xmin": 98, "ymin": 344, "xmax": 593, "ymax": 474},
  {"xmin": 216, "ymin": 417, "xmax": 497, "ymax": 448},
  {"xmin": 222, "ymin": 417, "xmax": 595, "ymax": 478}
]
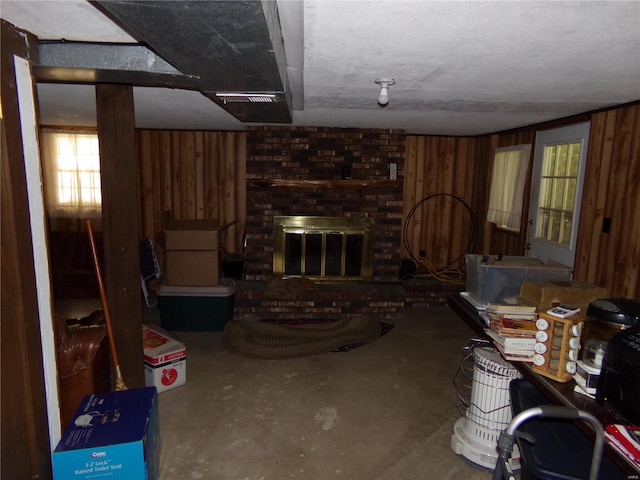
[{"xmin": 52, "ymin": 387, "xmax": 159, "ymax": 480}]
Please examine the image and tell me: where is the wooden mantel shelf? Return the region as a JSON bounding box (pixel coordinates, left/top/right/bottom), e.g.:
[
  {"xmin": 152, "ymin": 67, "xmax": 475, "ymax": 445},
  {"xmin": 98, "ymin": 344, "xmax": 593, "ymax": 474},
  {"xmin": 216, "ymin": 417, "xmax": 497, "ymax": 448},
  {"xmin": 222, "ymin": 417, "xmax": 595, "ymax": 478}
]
[{"xmin": 249, "ymin": 178, "xmax": 402, "ymax": 189}]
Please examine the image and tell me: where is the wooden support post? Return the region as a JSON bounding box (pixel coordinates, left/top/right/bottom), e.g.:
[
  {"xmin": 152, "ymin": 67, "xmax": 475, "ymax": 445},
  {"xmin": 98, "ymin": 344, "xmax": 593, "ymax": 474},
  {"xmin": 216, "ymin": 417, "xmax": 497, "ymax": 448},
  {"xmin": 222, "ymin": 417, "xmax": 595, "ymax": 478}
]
[{"xmin": 95, "ymin": 84, "xmax": 144, "ymax": 389}]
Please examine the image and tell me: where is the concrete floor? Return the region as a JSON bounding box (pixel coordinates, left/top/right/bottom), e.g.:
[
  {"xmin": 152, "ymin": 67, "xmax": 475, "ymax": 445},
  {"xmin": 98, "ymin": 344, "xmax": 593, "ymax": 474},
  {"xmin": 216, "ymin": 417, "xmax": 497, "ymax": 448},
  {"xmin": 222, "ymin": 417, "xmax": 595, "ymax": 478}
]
[{"xmin": 147, "ymin": 305, "xmax": 506, "ymax": 480}]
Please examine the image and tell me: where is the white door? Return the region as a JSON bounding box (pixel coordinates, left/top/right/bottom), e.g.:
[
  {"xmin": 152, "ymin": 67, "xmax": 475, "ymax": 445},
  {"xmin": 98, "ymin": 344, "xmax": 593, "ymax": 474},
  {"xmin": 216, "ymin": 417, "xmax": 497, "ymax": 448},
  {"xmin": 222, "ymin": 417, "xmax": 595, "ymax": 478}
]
[{"xmin": 527, "ymin": 122, "xmax": 590, "ymax": 268}]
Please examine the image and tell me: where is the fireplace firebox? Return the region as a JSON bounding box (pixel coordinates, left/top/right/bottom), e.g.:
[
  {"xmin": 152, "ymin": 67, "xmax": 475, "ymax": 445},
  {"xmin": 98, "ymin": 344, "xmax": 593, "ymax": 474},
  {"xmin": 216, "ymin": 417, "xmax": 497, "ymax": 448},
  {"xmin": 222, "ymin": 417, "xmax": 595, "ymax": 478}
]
[{"xmin": 273, "ymin": 216, "xmax": 374, "ymax": 281}]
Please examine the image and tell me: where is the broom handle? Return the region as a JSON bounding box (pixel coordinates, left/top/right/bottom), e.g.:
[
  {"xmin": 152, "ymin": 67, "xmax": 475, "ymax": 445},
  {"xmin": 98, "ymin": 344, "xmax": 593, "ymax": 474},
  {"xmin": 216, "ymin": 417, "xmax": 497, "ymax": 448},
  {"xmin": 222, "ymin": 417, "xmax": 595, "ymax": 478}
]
[{"xmin": 85, "ymin": 219, "xmax": 127, "ymax": 390}]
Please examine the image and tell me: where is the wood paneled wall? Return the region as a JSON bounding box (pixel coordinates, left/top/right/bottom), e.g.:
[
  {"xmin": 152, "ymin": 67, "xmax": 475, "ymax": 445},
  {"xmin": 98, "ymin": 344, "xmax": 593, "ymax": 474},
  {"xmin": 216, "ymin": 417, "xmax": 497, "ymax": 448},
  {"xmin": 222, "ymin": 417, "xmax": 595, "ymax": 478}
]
[
  {"xmin": 476, "ymin": 104, "xmax": 640, "ymax": 299},
  {"xmin": 46, "ymin": 105, "xmax": 639, "ymax": 299},
  {"xmin": 575, "ymin": 105, "xmax": 640, "ymax": 298},
  {"xmin": 404, "ymin": 102, "xmax": 640, "ymax": 299},
  {"xmin": 136, "ymin": 130, "xmax": 246, "ymax": 256},
  {"xmin": 403, "ymin": 133, "xmax": 534, "ymax": 263},
  {"xmin": 402, "ymin": 136, "xmax": 485, "ymax": 274}
]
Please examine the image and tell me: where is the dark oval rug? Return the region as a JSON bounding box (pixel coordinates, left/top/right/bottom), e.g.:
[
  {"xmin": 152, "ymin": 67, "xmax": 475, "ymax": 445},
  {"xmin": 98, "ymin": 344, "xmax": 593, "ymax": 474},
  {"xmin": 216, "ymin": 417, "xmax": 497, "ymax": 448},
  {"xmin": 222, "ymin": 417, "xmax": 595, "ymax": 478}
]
[{"xmin": 221, "ymin": 316, "xmax": 393, "ymax": 359}]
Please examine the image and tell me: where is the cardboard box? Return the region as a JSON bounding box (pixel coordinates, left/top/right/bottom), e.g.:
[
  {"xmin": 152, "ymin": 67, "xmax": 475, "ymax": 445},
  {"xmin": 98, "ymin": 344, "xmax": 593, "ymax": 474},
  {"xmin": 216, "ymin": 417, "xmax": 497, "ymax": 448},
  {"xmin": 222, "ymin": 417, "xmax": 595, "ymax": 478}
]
[
  {"xmin": 518, "ymin": 280, "xmax": 609, "ymax": 312},
  {"xmin": 160, "ymin": 219, "xmax": 220, "ymax": 286},
  {"xmin": 157, "ymin": 279, "xmax": 236, "ymax": 331},
  {"xmin": 143, "ymin": 324, "xmax": 187, "ymax": 393},
  {"xmin": 52, "ymin": 387, "xmax": 159, "ymax": 480},
  {"xmin": 165, "ymin": 250, "xmax": 219, "ymax": 286},
  {"xmin": 163, "ymin": 219, "xmax": 219, "ymax": 251}
]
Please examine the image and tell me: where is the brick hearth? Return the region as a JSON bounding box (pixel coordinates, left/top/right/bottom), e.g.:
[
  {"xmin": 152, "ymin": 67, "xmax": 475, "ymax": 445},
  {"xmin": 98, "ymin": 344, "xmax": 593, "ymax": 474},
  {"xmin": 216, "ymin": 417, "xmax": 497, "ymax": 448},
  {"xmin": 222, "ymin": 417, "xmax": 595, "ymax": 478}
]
[{"xmin": 233, "ymin": 279, "xmax": 464, "ymax": 321}]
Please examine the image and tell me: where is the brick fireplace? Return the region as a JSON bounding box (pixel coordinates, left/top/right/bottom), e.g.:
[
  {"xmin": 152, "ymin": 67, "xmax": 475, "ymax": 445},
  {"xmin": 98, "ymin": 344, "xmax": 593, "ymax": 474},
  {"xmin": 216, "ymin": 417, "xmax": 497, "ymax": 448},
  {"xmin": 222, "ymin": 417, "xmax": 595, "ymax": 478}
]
[
  {"xmin": 234, "ymin": 126, "xmax": 462, "ymax": 320},
  {"xmin": 244, "ymin": 126, "xmax": 406, "ymax": 281}
]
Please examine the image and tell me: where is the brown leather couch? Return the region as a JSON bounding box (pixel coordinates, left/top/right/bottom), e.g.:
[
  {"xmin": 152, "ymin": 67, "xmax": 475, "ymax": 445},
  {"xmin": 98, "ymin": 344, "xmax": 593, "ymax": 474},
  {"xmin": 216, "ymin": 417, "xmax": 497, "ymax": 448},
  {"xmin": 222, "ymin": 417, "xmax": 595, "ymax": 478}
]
[{"xmin": 54, "ymin": 310, "xmax": 111, "ymax": 428}]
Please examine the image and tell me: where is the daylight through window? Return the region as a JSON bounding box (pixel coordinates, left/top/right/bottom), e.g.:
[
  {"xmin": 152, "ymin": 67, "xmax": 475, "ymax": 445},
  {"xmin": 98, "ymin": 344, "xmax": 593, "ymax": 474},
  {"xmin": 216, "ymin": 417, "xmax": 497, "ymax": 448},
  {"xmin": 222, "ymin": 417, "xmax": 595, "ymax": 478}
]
[
  {"xmin": 535, "ymin": 142, "xmax": 581, "ymax": 245},
  {"xmin": 40, "ymin": 130, "xmax": 102, "ymax": 218},
  {"xmin": 486, "ymin": 144, "xmax": 532, "ymax": 231}
]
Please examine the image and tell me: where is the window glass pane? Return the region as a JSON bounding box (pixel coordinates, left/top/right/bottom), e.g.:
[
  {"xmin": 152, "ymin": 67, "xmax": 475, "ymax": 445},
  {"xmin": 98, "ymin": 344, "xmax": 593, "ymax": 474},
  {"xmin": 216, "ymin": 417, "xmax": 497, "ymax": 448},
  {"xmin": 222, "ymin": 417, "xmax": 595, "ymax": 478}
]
[
  {"xmin": 77, "ymin": 135, "xmax": 96, "ymax": 155},
  {"xmin": 535, "ymin": 142, "xmax": 580, "ymax": 244},
  {"xmin": 551, "ymin": 178, "xmax": 565, "ymax": 210},
  {"xmin": 568, "ymin": 143, "xmax": 581, "ymax": 176},
  {"xmin": 564, "ymin": 179, "xmax": 576, "ymax": 211},
  {"xmin": 539, "ymin": 178, "xmax": 551, "ymax": 208},
  {"xmin": 57, "ymin": 172, "xmax": 77, "ymax": 204},
  {"xmin": 76, "ymin": 172, "xmax": 101, "ymax": 205},
  {"xmin": 58, "ymin": 152, "xmax": 77, "ymax": 170},
  {"xmin": 536, "ymin": 209, "xmax": 549, "ymax": 238},
  {"xmin": 555, "ymin": 144, "xmax": 569, "ymax": 176},
  {"xmin": 78, "ymin": 171, "xmax": 92, "ymax": 186},
  {"xmin": 542, "ymin": 146, "xmax": 556, "ymax": 176},
  {"xmin": 548, "ymin": 210, "xmax": 561, "ymax": 242},
  {"xmin": 45, "ymin": 131, "xmax": 102, "ymax": 217},
  {"xmin": 560, "ymin": 213, "xmax": 572, "ymax": 245}
]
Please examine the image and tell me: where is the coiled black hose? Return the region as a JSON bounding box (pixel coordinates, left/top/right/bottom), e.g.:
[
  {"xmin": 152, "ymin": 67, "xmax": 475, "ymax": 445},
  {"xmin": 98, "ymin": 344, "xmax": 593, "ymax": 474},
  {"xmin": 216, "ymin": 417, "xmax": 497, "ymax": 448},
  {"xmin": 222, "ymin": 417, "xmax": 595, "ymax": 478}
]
[{"xmin": 402, "ymin": 193, "xmax": 479, "ymax": 282}]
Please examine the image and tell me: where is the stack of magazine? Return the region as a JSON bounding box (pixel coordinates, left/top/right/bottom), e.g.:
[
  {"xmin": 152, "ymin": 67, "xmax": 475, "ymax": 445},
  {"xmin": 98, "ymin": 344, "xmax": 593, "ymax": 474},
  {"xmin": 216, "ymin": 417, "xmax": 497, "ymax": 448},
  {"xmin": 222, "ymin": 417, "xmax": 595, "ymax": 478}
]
[
  {"xmin": 484, "ymin": 303, "xmax": 538, "ymax": 362},
  {"xmin": 604, "ymin": 424, "xmax": 640, "ymax": 470}
]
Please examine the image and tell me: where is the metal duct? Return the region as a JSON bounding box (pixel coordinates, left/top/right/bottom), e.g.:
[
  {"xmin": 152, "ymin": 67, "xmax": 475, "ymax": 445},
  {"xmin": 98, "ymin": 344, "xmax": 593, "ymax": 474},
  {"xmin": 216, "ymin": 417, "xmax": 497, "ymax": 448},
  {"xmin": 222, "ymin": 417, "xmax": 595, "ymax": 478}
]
[
  {"xmin": 93, "ymin": 0, "xmax": 292, "ymax": 123},
  {"xmin": 34, "ymin": 42, "xmax": 200, "ymax": 90}
]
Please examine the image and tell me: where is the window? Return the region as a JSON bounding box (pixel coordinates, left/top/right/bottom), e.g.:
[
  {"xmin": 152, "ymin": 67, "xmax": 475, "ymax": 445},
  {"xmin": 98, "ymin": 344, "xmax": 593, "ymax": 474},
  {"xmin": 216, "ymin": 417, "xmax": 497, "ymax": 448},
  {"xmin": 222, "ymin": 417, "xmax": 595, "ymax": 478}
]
[
  {"xmin": 486, "ymin": 144, "xmax": 532, "ymax": 231},
  {"xmin": 40, "ymin": 129, "xmax": 102, "ymax": 218},
  {"xmin": 535, "ymin": 142, "xmax": 581, "ymax": 245}
]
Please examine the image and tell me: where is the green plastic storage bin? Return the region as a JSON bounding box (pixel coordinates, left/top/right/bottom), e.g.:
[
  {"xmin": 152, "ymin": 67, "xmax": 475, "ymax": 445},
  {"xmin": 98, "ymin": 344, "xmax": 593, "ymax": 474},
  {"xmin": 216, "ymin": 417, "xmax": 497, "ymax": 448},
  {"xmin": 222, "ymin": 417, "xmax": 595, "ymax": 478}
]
[{"xmin": 157, "ymin": 279, "xmax": 236, "ymax": 331}]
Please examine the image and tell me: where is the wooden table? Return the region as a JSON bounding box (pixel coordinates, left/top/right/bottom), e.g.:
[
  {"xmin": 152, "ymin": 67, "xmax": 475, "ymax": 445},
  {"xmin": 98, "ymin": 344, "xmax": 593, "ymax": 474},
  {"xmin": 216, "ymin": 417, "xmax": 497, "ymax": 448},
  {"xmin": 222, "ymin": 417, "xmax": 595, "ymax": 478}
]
[{"xmin": 446, "ymin": 293, "xmax": 639, "ymax": 475}]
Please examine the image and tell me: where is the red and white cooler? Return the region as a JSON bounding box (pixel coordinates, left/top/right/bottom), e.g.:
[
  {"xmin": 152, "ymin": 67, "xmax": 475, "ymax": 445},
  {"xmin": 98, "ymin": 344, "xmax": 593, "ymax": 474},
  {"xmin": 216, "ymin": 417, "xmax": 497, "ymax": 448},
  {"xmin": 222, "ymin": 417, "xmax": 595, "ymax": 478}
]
[{"xmin": 143, "ymin": 324, "xmax": 187, "ymax": 393}]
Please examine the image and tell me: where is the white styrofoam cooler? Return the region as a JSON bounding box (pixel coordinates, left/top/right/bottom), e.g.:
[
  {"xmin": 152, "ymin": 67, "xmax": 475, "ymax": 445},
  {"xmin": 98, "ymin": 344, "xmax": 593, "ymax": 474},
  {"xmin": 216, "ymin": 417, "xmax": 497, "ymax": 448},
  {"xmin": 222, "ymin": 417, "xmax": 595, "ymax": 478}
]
[{"xmin": 143, "ymin": 324, "xmax": 186, "ymax": 393}]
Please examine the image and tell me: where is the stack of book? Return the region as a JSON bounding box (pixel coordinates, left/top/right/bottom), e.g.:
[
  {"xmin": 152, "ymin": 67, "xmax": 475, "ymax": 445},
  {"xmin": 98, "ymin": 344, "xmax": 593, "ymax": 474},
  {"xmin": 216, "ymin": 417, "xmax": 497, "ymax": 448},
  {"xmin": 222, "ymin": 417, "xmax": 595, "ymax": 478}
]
[
  {"xmin": 484, "ymin": 303, "xmax": 538, "ymax": 362},
  {"xmin": 604, "ymin": 424, "xmax": 640, "ymax": 469}
]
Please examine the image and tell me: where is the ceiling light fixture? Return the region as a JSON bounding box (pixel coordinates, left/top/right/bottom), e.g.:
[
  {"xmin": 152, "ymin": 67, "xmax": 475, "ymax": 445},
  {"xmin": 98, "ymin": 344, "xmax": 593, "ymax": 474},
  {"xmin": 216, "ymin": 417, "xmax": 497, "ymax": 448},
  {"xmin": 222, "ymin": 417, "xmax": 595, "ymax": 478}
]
[{"xmin": 375, "ymin": 78, "xmax": 395, "ymax": 107}]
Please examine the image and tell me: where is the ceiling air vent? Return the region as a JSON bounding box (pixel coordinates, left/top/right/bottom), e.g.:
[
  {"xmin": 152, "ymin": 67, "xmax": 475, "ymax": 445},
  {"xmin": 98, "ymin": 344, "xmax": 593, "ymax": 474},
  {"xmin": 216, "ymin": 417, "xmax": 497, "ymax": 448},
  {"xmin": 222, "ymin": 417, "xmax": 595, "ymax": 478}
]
[{"xmin": 215, "ymin": 92, "xmax": 282, "ymax": 104}]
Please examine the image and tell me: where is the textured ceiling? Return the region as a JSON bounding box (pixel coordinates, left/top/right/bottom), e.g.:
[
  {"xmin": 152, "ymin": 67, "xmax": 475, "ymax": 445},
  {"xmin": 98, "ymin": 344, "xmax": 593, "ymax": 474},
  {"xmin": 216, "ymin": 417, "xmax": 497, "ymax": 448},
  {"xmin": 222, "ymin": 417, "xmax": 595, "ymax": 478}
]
[{"xmin": 2, "ymin": 0, "xmax": 639, "ymax": 136}]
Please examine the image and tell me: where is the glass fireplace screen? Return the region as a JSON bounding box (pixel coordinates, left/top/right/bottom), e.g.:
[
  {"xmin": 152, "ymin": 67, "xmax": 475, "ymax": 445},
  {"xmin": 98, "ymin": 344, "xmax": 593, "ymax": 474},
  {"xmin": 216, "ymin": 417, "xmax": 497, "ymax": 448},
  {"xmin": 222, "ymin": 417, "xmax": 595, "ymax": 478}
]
[{"xmin": 273, "ymin": 216, "xmax": 374, "ymax": 280}]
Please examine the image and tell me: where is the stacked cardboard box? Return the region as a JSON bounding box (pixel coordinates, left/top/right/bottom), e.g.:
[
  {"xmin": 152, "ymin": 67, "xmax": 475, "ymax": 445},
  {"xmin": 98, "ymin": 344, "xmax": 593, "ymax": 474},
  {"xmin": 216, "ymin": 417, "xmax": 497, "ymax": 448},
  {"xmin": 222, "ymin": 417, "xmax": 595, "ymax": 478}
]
[
  {"xmin": 161, "ymin": 219, "xmax": 220, "ymax": 286},
  {"xmin": 156, "ymin": 218, "xmax": 237, "ymax": 331}
]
